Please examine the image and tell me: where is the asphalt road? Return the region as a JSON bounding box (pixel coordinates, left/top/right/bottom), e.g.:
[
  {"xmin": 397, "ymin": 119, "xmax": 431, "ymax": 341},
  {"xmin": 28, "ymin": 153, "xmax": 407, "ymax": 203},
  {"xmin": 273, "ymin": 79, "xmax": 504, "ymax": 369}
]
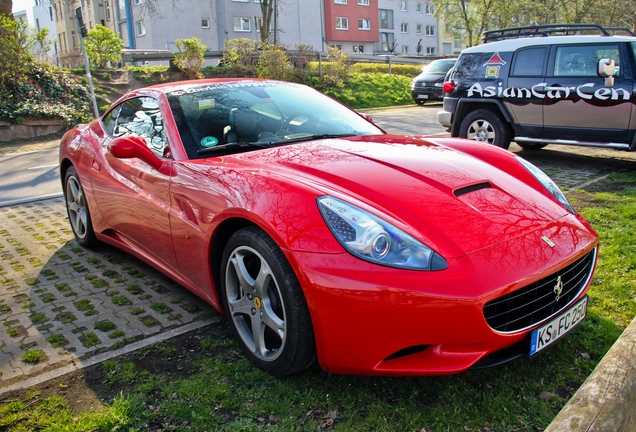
[{"xmin": 0, "ymin": 146, "xmax": 62, "ymax": 206}]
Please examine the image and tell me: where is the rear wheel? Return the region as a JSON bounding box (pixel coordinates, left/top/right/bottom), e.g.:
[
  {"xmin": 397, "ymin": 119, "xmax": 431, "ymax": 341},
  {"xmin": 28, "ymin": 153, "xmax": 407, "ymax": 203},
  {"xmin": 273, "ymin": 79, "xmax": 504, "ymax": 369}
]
[
  {"xmin": 221, "ymin": 226, "xmax": 316, "ymax": 376},
  {"xmin": 459, "ymin": 109, "xmax": 511, "ymax": 150},
  {"xmin": 64, "ymin": 166, "xmax": 97, "ymax": 248}
]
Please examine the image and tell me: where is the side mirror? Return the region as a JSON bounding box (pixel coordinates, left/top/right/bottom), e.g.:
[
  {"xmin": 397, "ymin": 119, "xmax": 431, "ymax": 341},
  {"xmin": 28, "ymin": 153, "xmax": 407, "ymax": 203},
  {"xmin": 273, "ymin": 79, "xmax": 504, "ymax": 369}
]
[
  {"xmin": 598, "ymin": 58, "xmax": 616, "ymax": 87},
  {"xmin": 598, "ymin": 58, "xmax": 616, "ymax": 77},
  {"xmin": 110, "ymin": 136, "xmax": 163, "ymax": 169},
  {"xmin": 359, "ymin": 113, "xmax": 374, "ymax": 123}
]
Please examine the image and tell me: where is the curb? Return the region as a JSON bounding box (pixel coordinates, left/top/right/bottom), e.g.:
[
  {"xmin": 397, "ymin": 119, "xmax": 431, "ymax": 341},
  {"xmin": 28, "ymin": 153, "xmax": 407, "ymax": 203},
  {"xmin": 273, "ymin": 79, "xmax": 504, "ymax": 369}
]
[{"xmin": 546, "ymin": 316, "xmax": 636, "ymax": 431}]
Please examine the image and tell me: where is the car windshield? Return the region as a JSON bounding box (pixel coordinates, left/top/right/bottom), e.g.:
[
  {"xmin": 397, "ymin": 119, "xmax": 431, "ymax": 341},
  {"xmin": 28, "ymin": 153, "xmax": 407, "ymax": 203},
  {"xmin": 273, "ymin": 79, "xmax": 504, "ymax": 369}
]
[
  {"xmin": 166, "ymin": 81, "xmax": 383, "ymax": 159},
  {"xmin": 422, "ymin": 60, "xmax": 455, "ymax": 75}
]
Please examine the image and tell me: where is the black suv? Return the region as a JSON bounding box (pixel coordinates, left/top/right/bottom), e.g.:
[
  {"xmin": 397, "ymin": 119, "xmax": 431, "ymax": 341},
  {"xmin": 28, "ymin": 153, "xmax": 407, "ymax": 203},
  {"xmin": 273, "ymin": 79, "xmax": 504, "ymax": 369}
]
[
  {"xmin": 411, "ymin": 58, "xmax": 457, "ymax": 104},
  {"xmin": 438, "ymin": 24, "xmax": 636, "ymax": 150}
]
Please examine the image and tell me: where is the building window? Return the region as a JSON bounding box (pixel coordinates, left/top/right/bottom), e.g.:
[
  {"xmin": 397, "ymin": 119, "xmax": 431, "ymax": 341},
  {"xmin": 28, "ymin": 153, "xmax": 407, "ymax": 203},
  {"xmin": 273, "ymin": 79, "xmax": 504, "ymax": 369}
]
[
  {"xmin": 233, "ymin": 17, "xmax": 251, "ymax": 31},
  {"xmin": 415, "ymin": 2, "xmax": 422, "ymax": 12},
  {"xmin": 427, "ymin": 46, "xmax": 435, "ymax": 54},
  {"xmin": 400, "ymin": 1, "xmax": 408, "ymax": 11},
  {"xmin": 454, "ymin": 39, "xmax": 461, "ymax": 49},
  {"xmin": 425, "ymin": 3, "xmax": 434, "ymax": 14},
  {"xmin": 416, "ymin": 24, "xmax": 423, "ymax": 34},
  {"xmin": 136, "ymin": 20, "xmax": 145, "ymax": 36},
  {"xmin": 49, "ymin": 6, "xmax": 53, "ymax": 20},
  {"xmin": 330, "ymin": 44, "xmax": 342, "ymax": 50},
  {"xmin": 379, "ymin": 9, "xmax": 393, "ymax": 29},
  {"xmin": 335, "ymin": 17, "xmax": 348, "ymax": 30},
  {"xmin": 380, "ymin": 32, "xmax": 395, "ymax": 51},
  {"xmin": 426, "ymin": 25, "xmax": 435, "ymax": 36},
  {"xmin": 202, "ymin": 18, "xmax": 210, "ymax": 28},
  {"xmin": 358, "ymin": 0, "xmax": 369, "ymax": 4},
  {"xmin": 71, "ymin": 31, "xmax": 77, "ymax": 49},
  {"xmin": 353, "ymin": 45, "xmax": 364, "ymax": 53},
  {"xmin": 87, "ymin": 0, "xmax": 90, "ymax": 6},
  {"xmin": 358, "ymin": 18, "xmax": 370, "ymax": 30},
  {"xmin": 233, "ymin": 0, "xmax": 249, "ymax": 2},
  {"xmin": 401, "ymin": 23, "xmax": 408, "ymax": 33},
  {"xmin": 402, "ymin": 46, "xmax": 408, "ymax": 54},
  {"xmin": 255, "ymin": 17, "xmax": 266, "ymax": 32},
  {"xmin": 335, "ymin": 0, "xmax": 347, "ymax": 3},
  {"xmin": 105, "ymin": 1, "xmax": 111, "ymax": 20},
  {"xmin": 134, "ymin": 0, "xmax": 141, "ymax": 5}
]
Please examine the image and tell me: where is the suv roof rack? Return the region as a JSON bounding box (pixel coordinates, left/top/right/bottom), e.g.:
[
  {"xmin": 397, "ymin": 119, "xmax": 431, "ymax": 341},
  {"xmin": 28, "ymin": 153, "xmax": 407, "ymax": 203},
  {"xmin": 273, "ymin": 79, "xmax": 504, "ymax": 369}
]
[{"xmin": 482, "ymin": 24, "xmax": 635, "ymax": 43}]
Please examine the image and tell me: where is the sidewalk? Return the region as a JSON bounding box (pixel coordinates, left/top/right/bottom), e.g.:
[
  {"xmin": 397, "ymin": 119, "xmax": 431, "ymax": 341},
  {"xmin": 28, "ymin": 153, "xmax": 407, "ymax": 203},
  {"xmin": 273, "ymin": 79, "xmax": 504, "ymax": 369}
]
[{"xmin": 0, "ymin": 196, "xmax": 219, "ymax": 392}]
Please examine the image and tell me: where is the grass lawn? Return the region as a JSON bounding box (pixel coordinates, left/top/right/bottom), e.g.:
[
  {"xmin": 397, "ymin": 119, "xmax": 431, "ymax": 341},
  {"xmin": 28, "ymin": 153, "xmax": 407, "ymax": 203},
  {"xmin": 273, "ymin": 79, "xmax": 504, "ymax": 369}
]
[{"xmin": 1, "ymin": 173, "xmax": 635, "ymax": 432}]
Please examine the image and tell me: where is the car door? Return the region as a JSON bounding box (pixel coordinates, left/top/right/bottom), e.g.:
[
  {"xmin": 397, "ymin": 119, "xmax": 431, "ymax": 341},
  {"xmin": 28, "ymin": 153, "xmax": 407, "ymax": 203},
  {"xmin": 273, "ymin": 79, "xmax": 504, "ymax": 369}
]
[
  {"xmin": 543, "ymin": 43, "xmax": 633, "ymax": 142},
  {"xmin": 506, "ymin": 46, "xmax": 548, "ymax": 136},
  {"xmin": 91, "ymin": 96, "xmax": 178, "ymax": 270}
]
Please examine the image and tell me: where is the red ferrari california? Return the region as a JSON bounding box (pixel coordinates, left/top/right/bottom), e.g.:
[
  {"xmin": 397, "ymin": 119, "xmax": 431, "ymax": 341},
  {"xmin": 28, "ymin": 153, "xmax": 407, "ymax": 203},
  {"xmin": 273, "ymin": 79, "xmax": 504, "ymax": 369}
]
[{"xmin": 60, "ymin": 79, "xmax": 598, "ymax": 376}]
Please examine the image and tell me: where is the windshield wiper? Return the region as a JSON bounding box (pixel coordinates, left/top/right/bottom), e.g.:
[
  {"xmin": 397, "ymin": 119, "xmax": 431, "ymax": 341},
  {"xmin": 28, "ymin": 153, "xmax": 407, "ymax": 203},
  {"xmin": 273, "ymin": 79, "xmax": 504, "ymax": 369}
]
[
  {"xmin": 197, "ymin": 141, "xmax": 269, "ymax": 156},
  {"xmin": 270, "ymin": 133, "xmax": 354, "ymax": 145}
]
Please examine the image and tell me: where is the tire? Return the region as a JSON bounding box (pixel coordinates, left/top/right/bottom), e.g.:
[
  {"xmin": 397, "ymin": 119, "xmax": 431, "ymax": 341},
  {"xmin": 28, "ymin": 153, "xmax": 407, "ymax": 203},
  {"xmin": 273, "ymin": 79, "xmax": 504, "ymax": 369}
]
[
  {"xmin": 516, "ymin": 142, "xmax": 548, "ymax": 150},
  {"xmin": 221, "ymin": 226, "xmax": 316, "ymax": 376},
  {"xmin": 459, "ymin": 109, "xmax": 512, "ymax": 150},
  {"xmin": 64, "ymin": 166, "xmax": 97, "ymax": 248}
]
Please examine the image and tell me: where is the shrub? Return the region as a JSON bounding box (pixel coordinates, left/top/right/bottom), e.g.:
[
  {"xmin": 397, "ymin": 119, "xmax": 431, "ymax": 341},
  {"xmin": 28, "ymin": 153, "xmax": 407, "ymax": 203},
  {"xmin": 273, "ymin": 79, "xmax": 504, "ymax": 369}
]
[
  {"xmin": 85, "ymin": 25, "xmax": 124, "ymax": 68},
  {"xmin": 174, "ymin": 37, "xmax": 206, "ymax": 79},
  {"xmin": 322, "ymin": 46, "xmax": 352, "ymax": 88},
  {"xmin": 222, "ymin": 38, "xmax": 259, "ymax": 69},
  {"xmin": 257, "ymin": 44, "xmax": 293, "ymax": 80}
]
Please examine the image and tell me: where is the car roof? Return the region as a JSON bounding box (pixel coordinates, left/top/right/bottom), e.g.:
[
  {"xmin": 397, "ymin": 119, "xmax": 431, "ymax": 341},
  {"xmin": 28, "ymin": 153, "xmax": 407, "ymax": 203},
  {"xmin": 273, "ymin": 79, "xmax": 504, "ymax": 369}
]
[
  {"xmin": 144, "ymin": 78, "xmax": 275, "ymax": 93},
  {"xmin": 462, "ymin": 35, "xmax": 636, "ymax": 53}
]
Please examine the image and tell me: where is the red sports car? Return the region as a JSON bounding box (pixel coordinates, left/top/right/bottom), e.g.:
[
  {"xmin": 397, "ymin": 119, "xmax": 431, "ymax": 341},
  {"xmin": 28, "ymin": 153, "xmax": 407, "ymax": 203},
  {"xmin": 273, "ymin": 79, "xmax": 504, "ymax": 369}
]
[{"xmin": 60, "ymin": 79, "xmax": 598, "ymax": 376}]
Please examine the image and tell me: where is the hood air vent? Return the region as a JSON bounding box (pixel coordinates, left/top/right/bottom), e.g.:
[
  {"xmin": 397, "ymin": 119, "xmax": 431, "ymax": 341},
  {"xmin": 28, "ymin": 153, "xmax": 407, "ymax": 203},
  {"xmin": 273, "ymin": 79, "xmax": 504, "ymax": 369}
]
[{"xmin": 454, "ymin": 182, "xmax": 492, "ymax": 197}]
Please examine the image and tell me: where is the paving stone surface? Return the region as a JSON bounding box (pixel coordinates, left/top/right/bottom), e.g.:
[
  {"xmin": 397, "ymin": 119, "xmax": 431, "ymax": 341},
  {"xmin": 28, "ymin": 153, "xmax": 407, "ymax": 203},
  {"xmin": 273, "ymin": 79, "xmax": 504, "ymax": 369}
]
[{"xmin": 0, "ymin": 197, "xmax": 218, "ymax": 388}]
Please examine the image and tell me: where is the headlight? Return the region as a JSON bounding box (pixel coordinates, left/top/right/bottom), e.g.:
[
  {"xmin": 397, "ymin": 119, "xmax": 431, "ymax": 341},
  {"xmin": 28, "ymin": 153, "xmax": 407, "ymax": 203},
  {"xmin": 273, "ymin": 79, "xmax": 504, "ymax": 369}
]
[
  {"xmin": 434, "ymin": 82, "xmax": 444, "ymax": 87},
  {"xmin": 317, "ymin": 196, "xmax": 448, "ymax": 271},
  {"xmin": 516, "ymin": 156, "xmax": 575, "ymax": 214}
]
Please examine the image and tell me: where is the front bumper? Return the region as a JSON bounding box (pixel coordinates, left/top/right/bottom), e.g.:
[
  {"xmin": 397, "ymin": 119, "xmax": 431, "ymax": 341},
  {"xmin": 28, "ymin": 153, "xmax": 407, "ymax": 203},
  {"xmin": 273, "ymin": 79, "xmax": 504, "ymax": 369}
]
[{"xmin": 285, "ymin": 215, "xmax": 598, "ymax": 376}]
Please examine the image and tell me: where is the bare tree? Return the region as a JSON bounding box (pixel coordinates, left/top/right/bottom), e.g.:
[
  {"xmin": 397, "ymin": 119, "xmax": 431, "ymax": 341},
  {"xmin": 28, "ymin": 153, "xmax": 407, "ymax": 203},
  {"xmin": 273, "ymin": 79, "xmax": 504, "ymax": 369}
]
[{"xmin": 260, "ymin": 0, "xmax": 274, "ymax": 43}]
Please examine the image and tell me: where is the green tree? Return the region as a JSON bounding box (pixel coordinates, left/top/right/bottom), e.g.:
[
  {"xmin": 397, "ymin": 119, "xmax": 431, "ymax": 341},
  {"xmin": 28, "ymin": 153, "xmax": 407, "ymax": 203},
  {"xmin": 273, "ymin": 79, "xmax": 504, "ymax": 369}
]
[
  {"xmin": 0, "ymin": 15, "xmax": 29, "ymax": 86},
  {"xmin": 323, "ymin": 46, "xmax": 351, "ymax": 88},
  {"xmin": 31, "ymin": 27, "xmax": 51, "ymax": 62},
  {"xmin": 84, "ymin": 24, "xmax": 123, "ymax": 68},
  {"xmin": 174, "ymin": 37, "xmax": 206, "ymax": 79}
]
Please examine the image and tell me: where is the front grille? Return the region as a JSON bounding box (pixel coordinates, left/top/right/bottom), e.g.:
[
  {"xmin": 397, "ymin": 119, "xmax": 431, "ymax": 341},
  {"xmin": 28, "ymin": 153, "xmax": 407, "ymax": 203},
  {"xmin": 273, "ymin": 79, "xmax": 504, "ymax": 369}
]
[{"xmin": 483, "ymin": 248, "xmax": 596, "ymax": 333}]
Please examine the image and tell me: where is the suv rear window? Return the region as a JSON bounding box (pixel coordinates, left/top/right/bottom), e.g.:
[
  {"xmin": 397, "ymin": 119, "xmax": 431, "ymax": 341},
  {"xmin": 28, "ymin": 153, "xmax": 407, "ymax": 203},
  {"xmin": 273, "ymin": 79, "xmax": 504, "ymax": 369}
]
[{"xmin": 511, "ymin": 47, "xmax": 546, "ymax": 76}]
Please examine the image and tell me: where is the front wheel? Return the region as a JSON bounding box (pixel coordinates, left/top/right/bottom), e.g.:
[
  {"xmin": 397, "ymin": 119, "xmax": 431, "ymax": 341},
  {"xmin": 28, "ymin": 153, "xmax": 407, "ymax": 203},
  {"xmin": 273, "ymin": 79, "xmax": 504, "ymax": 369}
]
[
  {"xmin": 220, "ymin": 226, "xmax": 316, "ymax": 376},
  {"xmin": 64, "ymin": 166, "xmax": 97, "ymax": 248},
  {"xmin": 459, "ymin": 109, "xmax": 511, "ymax": 150}
]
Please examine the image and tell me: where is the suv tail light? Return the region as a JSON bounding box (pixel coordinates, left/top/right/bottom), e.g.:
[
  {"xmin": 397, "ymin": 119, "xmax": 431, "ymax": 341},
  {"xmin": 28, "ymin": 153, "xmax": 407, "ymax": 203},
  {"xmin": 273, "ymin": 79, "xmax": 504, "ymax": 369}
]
[{"xmin": 443, "ymin": 81, "xmax": 455, "ymax": 93}]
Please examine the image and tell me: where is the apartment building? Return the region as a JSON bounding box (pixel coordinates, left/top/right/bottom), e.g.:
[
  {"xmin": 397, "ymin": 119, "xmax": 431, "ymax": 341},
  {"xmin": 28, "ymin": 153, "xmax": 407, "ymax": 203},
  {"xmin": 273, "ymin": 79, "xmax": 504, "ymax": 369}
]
[{"xmin": 47, "ymin": 0, "xmax": 443, "ymax": 68}]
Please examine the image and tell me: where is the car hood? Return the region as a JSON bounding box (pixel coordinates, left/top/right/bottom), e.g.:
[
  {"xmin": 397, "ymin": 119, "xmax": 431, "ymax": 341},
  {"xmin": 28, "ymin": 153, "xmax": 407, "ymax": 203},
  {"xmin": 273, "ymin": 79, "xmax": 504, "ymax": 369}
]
[{"xmin": 225, "ymin": 135, "xmax": 571, "ymax": 258}]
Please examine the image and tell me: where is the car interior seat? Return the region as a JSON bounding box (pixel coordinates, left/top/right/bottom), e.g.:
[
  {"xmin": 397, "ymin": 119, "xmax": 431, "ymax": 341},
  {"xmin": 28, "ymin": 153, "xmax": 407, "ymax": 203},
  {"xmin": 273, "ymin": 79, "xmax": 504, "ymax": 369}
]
[{"xmin": 223, "ymin": 108, "xmax": 258, "ymax": 143}]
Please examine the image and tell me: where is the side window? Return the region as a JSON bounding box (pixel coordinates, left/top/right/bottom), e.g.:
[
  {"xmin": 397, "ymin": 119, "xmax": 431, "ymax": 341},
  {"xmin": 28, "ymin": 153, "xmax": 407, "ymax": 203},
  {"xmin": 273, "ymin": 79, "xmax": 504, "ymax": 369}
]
[
  {"xmin": 102, "ymin": 105, "xmax": 122, "ymax": 136},
  {"xmin": 553, "ymin": 44, "xmax": 620, "ymax": 77},
  {"xmin": 114, "ymin": 97, "xmax": 169, "ymax": 157},
  {"xmin": 512, "ymin": 47, "xmax": 546, "ymax": 77}
]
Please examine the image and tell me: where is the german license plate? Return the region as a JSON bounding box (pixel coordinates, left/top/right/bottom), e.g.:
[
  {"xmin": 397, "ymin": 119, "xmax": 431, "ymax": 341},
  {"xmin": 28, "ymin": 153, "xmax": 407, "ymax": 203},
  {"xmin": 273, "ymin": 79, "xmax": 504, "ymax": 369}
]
[
  {"xmin": 530, "ymin": 296, "xmax": 588, "ymax": 356},
  {"xmin": 417, "ymin": 95, "xmax": 428, "ymax": 99}
]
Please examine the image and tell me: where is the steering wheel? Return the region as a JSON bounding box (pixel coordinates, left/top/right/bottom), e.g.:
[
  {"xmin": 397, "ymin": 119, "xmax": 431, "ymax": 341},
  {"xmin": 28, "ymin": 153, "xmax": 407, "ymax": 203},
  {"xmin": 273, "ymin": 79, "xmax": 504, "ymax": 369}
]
[{"xmin": 277, "ymin": 112, "xmax": 309, "ymax": 135}]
